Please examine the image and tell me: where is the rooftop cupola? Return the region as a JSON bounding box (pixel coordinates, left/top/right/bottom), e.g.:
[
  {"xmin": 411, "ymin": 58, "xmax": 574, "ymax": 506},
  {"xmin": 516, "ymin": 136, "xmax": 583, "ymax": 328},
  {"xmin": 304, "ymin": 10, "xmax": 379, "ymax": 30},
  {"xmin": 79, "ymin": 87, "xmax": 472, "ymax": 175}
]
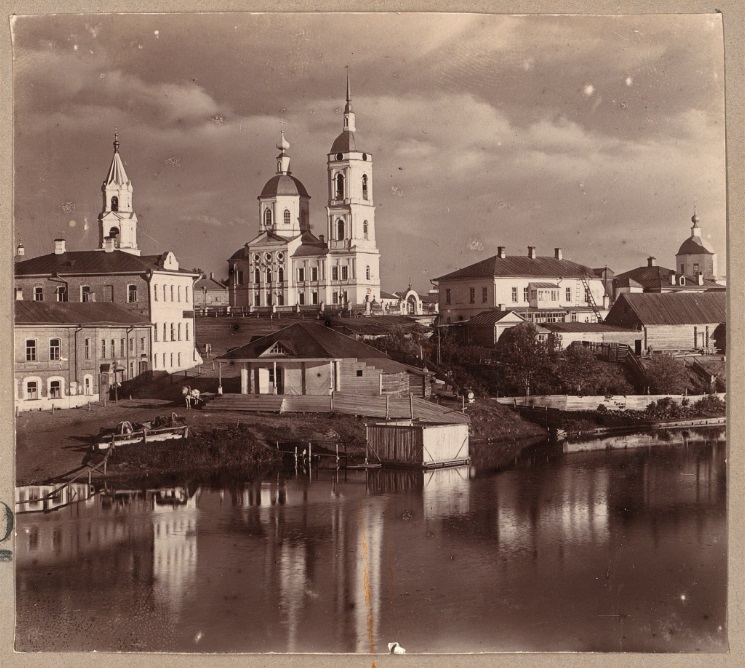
[
  {"xmin": 690, "ymin": 210, "xmax": 702, "ymax": 237},
  {"xmin": 343, "ymin": 68, "xmax": 356, "ymax": 132},
  {"xmin": 276, "ymin": 131, "xmax": 291, "ymax": 175}
]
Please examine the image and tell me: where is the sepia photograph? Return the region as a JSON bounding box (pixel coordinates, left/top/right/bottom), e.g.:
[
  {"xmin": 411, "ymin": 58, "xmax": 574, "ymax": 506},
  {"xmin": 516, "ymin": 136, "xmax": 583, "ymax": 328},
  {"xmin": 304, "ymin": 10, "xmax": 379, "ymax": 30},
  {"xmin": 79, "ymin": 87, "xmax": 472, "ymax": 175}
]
[{"xmin": 8, "ymin": 9, "xmax": 733, "ymax": 656}]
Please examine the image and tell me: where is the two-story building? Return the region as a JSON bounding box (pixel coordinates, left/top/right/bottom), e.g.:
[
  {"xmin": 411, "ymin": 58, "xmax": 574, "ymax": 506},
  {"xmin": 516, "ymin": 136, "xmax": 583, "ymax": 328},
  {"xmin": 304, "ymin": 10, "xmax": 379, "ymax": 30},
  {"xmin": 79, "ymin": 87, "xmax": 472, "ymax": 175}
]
[
  {"xmin": 14, "ymin": 301, "xmax": 153, "ymax": 412},
  {"xmin": 433, "ymin": 246, "xmax": 609, "ymax": 324}
]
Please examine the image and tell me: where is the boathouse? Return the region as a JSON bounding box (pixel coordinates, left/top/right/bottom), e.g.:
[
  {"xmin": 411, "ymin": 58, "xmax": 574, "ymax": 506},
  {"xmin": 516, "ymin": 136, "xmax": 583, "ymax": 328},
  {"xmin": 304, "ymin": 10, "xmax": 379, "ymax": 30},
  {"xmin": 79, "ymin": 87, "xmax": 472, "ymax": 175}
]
[{"xmin": 365, "ymin": 421, "xmax": 469, "ymax": 468}]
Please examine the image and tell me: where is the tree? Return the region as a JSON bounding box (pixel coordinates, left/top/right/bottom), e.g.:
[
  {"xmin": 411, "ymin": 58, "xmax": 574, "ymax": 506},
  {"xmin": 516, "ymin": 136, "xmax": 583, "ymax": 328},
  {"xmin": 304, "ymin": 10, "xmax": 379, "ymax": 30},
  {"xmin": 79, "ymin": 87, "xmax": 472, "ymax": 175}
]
[
  {"xmin": 645, "ymin": 354, "xmax": 689, "ymax": 394},
  {"xmin": 557, "ymin": 344, "xmax": 597, "ymax": 394},
  {"xmin": 496, "ymin": 322, "xmax": 549, "ymax": 396},
  {"xmin": 713, "ymin": 323, "xmax": 726, "ymax": 354}
]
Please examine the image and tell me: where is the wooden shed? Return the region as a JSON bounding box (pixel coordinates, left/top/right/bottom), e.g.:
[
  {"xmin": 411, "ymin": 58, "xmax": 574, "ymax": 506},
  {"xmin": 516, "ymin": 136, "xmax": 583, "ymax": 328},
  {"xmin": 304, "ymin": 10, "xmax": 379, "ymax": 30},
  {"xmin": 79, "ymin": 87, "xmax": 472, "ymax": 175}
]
[{"xmin": 365, "ymin": 420, "xmax": 469, "ymax": 468}]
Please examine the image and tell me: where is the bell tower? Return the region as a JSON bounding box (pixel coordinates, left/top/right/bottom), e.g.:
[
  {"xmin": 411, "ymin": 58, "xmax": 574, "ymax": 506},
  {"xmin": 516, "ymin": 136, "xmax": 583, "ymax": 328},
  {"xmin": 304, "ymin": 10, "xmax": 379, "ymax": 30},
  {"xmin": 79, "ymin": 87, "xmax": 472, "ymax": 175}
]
[
  {"xmin": 98, "ymin": 130, "xmax": 140, "ymax": 255},
  {"xmin": 325, "ymin": 70, "xmax": 381, "ymax": 307}
]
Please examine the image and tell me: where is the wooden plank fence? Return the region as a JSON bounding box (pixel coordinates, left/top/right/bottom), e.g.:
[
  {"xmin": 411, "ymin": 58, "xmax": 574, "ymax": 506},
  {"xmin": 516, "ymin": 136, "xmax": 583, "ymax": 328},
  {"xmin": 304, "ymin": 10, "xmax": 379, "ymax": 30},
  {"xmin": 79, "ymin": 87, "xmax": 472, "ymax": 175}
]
[{"xmin": 495, "ymin": 393, "xmax": 726, "ymax": 412}]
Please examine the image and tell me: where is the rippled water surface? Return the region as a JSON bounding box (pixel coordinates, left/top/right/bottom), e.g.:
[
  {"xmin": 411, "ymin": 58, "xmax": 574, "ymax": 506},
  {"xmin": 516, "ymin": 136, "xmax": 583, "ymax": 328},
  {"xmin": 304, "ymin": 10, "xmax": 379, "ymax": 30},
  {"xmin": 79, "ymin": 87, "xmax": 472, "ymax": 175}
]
[{"xmin": 15, "ymin": 429, "xmax": 727, "ymax": 653}]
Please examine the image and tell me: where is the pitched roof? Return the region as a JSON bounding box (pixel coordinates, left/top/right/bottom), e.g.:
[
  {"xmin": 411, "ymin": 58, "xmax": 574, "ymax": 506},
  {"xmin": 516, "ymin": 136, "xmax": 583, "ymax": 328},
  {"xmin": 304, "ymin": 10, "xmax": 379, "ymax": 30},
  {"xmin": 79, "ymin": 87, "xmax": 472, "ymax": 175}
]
[
  {"xmin": 605, "ymin": 292, "xmax": 726, "ymax": 326},
  {"xmin": 542, "ymin": 322, "xmax": 635, "ymax": 333},
  {"xmin": 379, "ymin": 291, "xmax": 399, "ymax": 300},
  {"xmin": 292, "ymin": 232, "xmax": 328, "ymax": 257},
  {"xmin": 259, "ymin": 174, "xmax": 310, "ymax": 198},
  {"xmin": 219, "ymin": 321, "xmax": 392, "ymax": 361},
  {"xmin": 195, "ymin": 276, "xmax": 227, "ymax": 291},
  {"xmin": 15, "ymin": 301, "xmax": 151, "ymax": 326},
  {"xmin": 467, "ymin": 310, "xmax": 525, "ymax": 326},
  {"xmin": 434, "ymin": 255, "xmax": 596, "ymax": 281},
  {"xmin": 677, "ymin": 236, "xmax": 715, "ymax": 256},
  {"xmin": 105, "ymin": 150, "xmax": 130, "ymax": 186},
  {"xmin": 14, "ymin": 250, "xmax": 196, "ymax": 277},
  {"xmin": 614, "ymin": 265, "xmax": 718, "ymax": 290}
]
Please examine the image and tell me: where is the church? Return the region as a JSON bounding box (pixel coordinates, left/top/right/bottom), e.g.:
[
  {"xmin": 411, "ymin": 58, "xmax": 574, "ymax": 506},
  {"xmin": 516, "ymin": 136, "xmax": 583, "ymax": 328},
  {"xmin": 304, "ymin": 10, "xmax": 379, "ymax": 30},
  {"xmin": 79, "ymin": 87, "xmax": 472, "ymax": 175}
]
[{"xmin": 227, "ymin": 75, "xmax": 381, "ymax": 312}]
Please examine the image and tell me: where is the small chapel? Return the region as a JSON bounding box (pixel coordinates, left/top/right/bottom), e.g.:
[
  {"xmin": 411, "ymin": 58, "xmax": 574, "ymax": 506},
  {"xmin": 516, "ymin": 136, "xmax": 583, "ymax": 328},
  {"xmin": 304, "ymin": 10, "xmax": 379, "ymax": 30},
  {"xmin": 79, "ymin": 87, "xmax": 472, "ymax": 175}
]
[{"xmin": 226, "ymin": 74, "xmax": 382, "ymax": 312}]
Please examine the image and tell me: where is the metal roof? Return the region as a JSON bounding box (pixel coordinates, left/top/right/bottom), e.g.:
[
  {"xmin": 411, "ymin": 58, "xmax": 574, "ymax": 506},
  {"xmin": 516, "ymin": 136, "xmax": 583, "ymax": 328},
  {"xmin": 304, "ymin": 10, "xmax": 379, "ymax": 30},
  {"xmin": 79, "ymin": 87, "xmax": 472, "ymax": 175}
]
[
  {"xmin": 434, "ymin": 255, "xmax": 596, "ymax": 281},
  {"xmin": 676, "ymin": 236, "xmax": 715, "ymax": 256},
  {"xmin": 14, "ymin": 250, "xmax": 197, "ymax": 277},
  {"xmin": 259, "ymin": 174, "xmax": 310, "ymax": 198},
  {"xmin": 15, "ymin": 301, "xmax": 152, "ymax": 326},
  {"xmin": 466, "ymin": 310, "xmax": 525, "ymax": 327},
  {"xmin": 219, "ymin": 321, "xmax": 393, "ymax": 361},
  {"xmin": 195, "ymin": 276, "xmax": 227, "ymax": 291},
  {"xmin": 605, "ymin": 292, "xmax": 726, "ymax": 326},
  {"xmin": 614, "ymin": 265, "xmax": 718, "ymax": 290},
  {"xmin": 330, "ymin": 130, "xmax": 363, "ymax": 154},
  {"xmin": 528, "ymin": 282, "xmax": 560, "ymax": 288}
]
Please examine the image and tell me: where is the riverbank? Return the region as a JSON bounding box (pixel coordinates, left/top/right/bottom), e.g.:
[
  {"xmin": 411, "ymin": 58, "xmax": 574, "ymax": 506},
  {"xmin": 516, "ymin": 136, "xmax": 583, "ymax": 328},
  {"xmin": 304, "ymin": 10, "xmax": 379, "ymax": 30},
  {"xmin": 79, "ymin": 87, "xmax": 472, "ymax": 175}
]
[{"xmin": 16, "ymin": 394, "xmax": 544, "ymax": 484}]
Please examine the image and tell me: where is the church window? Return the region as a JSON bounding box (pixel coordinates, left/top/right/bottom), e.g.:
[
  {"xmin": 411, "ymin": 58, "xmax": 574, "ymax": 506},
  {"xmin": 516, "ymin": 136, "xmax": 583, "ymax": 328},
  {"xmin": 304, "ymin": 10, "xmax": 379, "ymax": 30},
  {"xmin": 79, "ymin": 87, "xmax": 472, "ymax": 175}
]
[
  {"xmin": 299, "ymin": 293, "xmax": 305, "ymax": 305},
  {"xmin": 332, "ymin": 266, "xmax": 339, "ymax": 281},
  {"xmin": 84, "ymin": 338, "xmax": 90, "ymax": 360},
  {"xmin": 366, "ymin": 266, "xmax": 371, "ymax": 280},
  {"xmin": 55, "ymin": 286, "xmax": 68, "ymax": 302},
  {"xmin": 111, "ymin": 196, "xmax": 119, "ymax": 212},
  {"xmin": 81, "ymin": 286, "xmax": 91, "ymax": 302},
  {"xmin": 254, "ymin": 293, "xmax": 260, "ymax": 306},
  {"xmin": 170, "ymin": 285, "xmax": 175, "ymax": 301},
  {"xmin": 266, "ymin": 268, "xmax": 272, "ymax": 283},
  {"xmin": 445, "ymin": 289, "xmax": 451, "ymax": 305},
  {"xmin": 128, "ymin": 285, "xmax": 137, "ymax": 303},
  {"xmin": 363, "ymin": 220, "xmax": 369, "ymax": 239},
  {"xmin": 278, "ymin": 268, "xmax": 284, "ymax": 283},
  {"xmin": 264, "ymin": 209, "xmax": 272, "ymax": 227},
  {"xmin": 469, "ymin": 288, "xmax": 476, "ymax": 304},
  {"xmin": 178, "ymin": 323, "xmax": 182, "ymax": 341},
  {"xmin": 512, "ymin": 287, "xmax": 518, "ymax": 303},
  {"xmin": 254, "ymin": 269, "xmax": 260, "ymax": 284},
  {"xmin": 311, "ymin": 267, "xmax": 318, "ymax": 282},
  {"xmin": 335, "ymin": 173, "xmax": 345, "ymax": 200},
  {"xmin": 177, "ymin": 285, "xmax": 182, "ymax": 302},
  {"xmin": 101, "ymin": 339, "xmax": 106, "ymax": 358},
  {"xmin": 284, "ymin": 209, "xmax": 291, "ymax": 225},
  {"xmin": 297, "ymin": 267, "xmax": 305, "ymax": 282},
  {"xmin": 34, "ymin": 287, "xmax": 43, "ymax": 301},
  {"xmin": 26, "ymin": 339, "xmax": 37, "ymax": 362},
  {"xmin": 312, "ymin": 291, "xmax": 318, "ymax": 305},
  {"xmin": 362, "ymin": 175, "xmax": 368, "ymax": 200},
  {"xmin": 362, "ymin": 153, "xmax": 368, "ymax": 161},
  {"xmin": 336, "ymin": 218, "xmax": 345, "ymax": 240},
  {"xmin": 277, "ymin": 293, "xmax": 284, "ymax": 306},
  {"xmin": 341, "ymin": 266, "xmax": 348, "ymax": 281},
  {"xmin": 171, "ymin": 323, "xmax": 176, "ymax": 341},
  {"xmin": 482, "ymin": 287, "xmax": 488, "ymax": 303},
  {"xmin": 336, "ymin": 153, "xmax": 343, "ymax": 161}
]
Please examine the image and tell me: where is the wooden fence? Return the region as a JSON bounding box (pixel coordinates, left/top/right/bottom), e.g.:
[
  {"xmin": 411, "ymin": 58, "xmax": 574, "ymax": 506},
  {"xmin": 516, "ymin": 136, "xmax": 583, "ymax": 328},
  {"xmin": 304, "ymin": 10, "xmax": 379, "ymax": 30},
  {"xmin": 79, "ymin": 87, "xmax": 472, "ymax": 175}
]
[{"xmin": 495, "ymin": 393, "xmax": 726, "ymax": 412}]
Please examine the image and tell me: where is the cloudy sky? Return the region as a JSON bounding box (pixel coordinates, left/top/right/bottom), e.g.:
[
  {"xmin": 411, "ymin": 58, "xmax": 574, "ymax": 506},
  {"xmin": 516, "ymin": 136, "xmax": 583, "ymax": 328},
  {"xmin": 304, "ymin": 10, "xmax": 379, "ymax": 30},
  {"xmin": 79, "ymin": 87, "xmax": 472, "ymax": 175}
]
[{"xmin": 12, "ymin": 12, "xmax": 726, "ymax": 291}]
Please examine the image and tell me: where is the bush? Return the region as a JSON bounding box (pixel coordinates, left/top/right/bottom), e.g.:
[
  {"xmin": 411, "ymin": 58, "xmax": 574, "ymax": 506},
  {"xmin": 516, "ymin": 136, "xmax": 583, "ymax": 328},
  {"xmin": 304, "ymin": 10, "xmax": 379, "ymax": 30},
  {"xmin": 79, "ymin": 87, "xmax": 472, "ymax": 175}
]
[
  {"xmin": 597, "ymin": 404, "xmax": 608, "ymax": 413},
  {"xmin": 692, "ymin": 394, "xmax": 726, "ymax": 416},
  {"xmin": 645, "ymin": 354, "xmax": 689, "ymax": 394}
]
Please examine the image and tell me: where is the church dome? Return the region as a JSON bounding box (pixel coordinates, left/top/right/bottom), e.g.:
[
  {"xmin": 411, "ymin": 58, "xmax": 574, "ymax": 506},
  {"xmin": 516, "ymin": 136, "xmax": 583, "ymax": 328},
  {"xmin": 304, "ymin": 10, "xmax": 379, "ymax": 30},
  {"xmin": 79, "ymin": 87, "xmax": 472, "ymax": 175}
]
[
  {"xmin": 259, "ymin": 174, "xmax": 310, "ymax": 199},
  {"xmin": 330, "ymin": 130, "xmax": 362, "ymax": 154},
  {"xmin": 676, "ymin": 235, "xmax": 715, "ymax": 256}
]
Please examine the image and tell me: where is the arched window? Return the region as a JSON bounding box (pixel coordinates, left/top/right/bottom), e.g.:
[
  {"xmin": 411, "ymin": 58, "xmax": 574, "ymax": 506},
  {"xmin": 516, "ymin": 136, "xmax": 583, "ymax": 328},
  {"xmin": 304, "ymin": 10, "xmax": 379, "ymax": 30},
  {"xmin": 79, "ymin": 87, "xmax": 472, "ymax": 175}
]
[
  {"xmin": 264, "ymin": 208, "xmax": 272, "ymax": 227},
  {"xmin": 170, "ymin": 285, "xmax": 174, "ymax": 301},
  {"xmin": 335, "ymin": 173, "xmax": 345, "ymax": 200},
  {"xmin": 254, "ymin": 268, "xmax": 260, "ymax": 284},
  {"xmin": 111, "ymin": 196, "xmax": 119, "ymax": 212},
  {"xmin": 336, "ymin": 218, "xmax": 345, "ymax": 241},
  {"xmin": 266, "ymin": 268, "xmax": 272, "ymax": 283},
  {"xmin": 284, "ymin": 209, "xmax": 291, "ymax": 225},
  {"xmin": 362, "ymin": 175, "xmax": 368, "ymax": 200},
  {"xmin": 278, "ymin": 267, "xmax": 284, "ymax": 283},
  {"xmin": 366, "ymin": 266, "xmax": 371, "ymax": 280},
  {"xmin": 363, "ymin": 220, "xmax": 369, "ymax": 240},
  {"xmin": 84, "ymin": 376, "xmax": 92, "ymax": 395}
]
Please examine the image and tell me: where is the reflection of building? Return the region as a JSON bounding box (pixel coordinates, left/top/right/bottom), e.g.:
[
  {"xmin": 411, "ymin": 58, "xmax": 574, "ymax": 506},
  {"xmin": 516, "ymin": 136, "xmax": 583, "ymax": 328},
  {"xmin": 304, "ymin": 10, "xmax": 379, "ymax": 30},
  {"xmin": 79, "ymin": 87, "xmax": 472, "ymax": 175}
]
[
  {"xmin": 227, "ymin": 75, "xmax": 381, "ymax": 312},
  {"xmin": 14, "ymin": 302, "xmax": 153, "ymax": 411},
  {"xmin": 14, "ymin": 134, "xmax": 203, "ymax": 373},
  {"xmin": 434, "ymin": 246, "xmax": 608, "ymax": 324}
]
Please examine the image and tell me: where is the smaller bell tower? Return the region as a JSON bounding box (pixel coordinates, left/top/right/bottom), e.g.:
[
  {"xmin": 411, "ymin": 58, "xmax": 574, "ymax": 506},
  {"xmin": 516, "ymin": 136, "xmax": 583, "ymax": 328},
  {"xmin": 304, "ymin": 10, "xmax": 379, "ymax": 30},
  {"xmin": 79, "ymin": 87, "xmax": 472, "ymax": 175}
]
[{"xmin": 98, "ymin": 130, "xmax": 140, "ymax": 255}]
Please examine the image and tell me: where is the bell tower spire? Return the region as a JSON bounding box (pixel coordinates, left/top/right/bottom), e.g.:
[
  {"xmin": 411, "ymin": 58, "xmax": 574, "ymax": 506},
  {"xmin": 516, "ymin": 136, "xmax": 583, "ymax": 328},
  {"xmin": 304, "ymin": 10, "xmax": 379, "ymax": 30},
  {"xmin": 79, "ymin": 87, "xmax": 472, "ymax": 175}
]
[
  {"xmin": 98, "ymin": 130, "xmax": 140, "ymax": 255},
  {"xmin": 343, "ymin": 66, "xmax": 356, "ymax": 132}
]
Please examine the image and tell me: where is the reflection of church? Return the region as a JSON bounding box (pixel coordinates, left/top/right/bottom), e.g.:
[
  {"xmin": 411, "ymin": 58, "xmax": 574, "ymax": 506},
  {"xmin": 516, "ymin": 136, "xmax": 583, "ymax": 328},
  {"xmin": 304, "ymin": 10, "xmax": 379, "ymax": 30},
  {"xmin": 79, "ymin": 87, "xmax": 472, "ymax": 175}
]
[{"xmin": 227, "ymin": 74, "xmax": 381, "ymax": 312}]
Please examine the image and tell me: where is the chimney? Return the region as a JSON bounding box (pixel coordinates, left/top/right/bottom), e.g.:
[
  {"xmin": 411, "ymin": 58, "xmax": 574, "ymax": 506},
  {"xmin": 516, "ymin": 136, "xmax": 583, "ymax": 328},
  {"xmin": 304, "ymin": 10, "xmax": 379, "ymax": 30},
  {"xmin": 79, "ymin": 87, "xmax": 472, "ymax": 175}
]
[
  {"xmin": 103, "ymin": 236, "xmax": 115, "ymax": 253},
  {"xmin": 671, "ymin": 271, "xmax": 677, "ymax": 285},
  {"xmin": 15, "ymin": 243, "xmax": 25, "ymax": 259},
  {"xmin": 528, "ymin": 246, "xmax": 536, "ymax": 259},
  {"xmin": 554, "ymin": 247, "xmax": 562, "ymax": 260},
  {"xmin": 498, "ymin": 303, "xmax": 506, "ymax": 312},
  {"xmin": 54, "ymin": 238, "xmax": 66, "ymax": 255},
  {"xmin": 319, "ymin": 234, "xmax": 325, "ymax": 244},
  {"xmin": 209, "ymin": 272, "xmax": 214, "ymax": 280},
  {"xmin": 497, "ymin": 246, "xmax": 506, "ymax": 259},
  {"xmin": 647, "ymin": 256, "xmax": 656, "ymax": 267},
  {"xmin": 697, "ymin": 272, "xmax": 704, "ymax": 286}
]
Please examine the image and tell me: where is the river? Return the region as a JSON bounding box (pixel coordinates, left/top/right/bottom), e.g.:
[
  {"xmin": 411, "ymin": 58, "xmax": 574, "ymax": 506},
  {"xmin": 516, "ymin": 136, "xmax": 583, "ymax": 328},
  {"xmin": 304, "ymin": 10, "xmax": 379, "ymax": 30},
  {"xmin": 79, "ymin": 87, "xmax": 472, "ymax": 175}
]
[{"xmin": 15, "ymin": 427, "xmax": 727, "ymax": 653}]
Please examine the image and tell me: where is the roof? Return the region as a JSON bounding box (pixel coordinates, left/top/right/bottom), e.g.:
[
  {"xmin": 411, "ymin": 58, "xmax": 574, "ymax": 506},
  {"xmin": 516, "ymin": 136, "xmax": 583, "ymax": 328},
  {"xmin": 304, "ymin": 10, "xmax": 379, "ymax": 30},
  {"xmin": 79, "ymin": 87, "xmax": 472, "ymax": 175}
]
[
  {"xmin": 467, "ymin": 310, "xmax": 525, "ymax": 327},
  {"xmin": 434, "ymin": 255, "xmax": 596, "ymax": 281},
  {"xmin": 605, "ymin": 292, "xmax": 726, "ymax": 327},
  {"xmin": 219, "ymin": 321, "xmax": 393, "ymax": 361},
  {"xmin": 677, "ymin": 235, "xmax": 715, "ymax": 255},
  {"xmin": 259, "ymin": 174, "xmax": 310, "ymax": 198},
  {"xmin": 15, "ymin": 301, "xmax": 151, "ymax": 326},
  {"xmin": 292, "ymin": 232, "xmax": 328, "ymax": 257},
  {"xmin": 542, "ymin": 322, "xmax": 636, "ymax": 333},
  {"xmin": 105, "ymin": 151, "xmax": 129, "ymax": 186},
  {"xmin": 528, "ymin": 282, "xmax": 560, "ymax": 288},
  {"xmin": 330, "ymin": 130, "xmax": 363, "ymax": 154},
  {"xmin": 14, "ymin": 250, "xmax": 197, "ymax": 277},
  {"xmin": 379, "ymin": 291, "xmax": 399, "ymax": 300},
  {"xmin": 614, "ymin": 265, "xmax": 718, "ymax": 290},
  {"xmin": 195, "ymin": 276, "xmax": 227, "ymax": 291},
  {"xmin": 613, "ymin": 276, "xmax": 644, "ymax": 289}
]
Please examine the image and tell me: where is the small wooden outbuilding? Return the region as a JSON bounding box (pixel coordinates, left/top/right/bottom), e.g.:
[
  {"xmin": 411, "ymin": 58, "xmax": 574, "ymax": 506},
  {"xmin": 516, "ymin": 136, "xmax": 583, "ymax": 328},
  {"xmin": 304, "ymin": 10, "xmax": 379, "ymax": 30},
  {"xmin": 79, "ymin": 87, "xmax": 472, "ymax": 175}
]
[{"xmin": 365, "ymin": 420, "xmax": 469, "ymax": 468}]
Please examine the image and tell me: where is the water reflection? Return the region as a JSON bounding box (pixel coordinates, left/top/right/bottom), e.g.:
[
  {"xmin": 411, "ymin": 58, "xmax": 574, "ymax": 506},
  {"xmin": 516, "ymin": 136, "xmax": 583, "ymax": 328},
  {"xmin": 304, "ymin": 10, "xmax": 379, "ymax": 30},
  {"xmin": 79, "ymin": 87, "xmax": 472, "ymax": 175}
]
[{"xmin": 16, "ymin": 430, "xmax": 727, "ymax": 653}]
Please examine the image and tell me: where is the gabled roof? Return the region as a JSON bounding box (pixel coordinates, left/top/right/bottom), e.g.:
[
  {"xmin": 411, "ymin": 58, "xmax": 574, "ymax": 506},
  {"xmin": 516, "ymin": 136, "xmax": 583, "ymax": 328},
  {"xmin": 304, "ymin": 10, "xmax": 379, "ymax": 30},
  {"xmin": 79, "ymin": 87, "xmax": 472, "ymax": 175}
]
[
  {"xmin": 613, "ymin": 276, "xmax": 644, "ymax": 289},
  {"xmin": 259, "ymin": 174, "xmax": 310, "ymax": 198},
  {"xmin": 605, "ymin": 292, "xmax": 726, "ymax": 327},
  {"xmin": 379, "ymin": 291, "xmax": 399, "ymax": 300},
  {"xmin": 195, "ymin": 276, "xmax": 227, "ymax": 291},
  {"xmin": 614, "ymin": 265, "xmax": 718, "ymax": 290},
  {"xmin": 15, "ymin": 301, "xmax": 151, "ymax": 326},
  {"xmin": 219, "ymin": 321, "xmax": 392, "ymax": 361},
  {"xmin": 14, "ymin": 250, "xmax": 197, "ymax": 277},
  {"xmin": 434, "ymin": 255, "xmax": 596, "ymax": 281},
  {"xmin": 467, "ymin": 310, "xmax": 525, "ymax": 327}
]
